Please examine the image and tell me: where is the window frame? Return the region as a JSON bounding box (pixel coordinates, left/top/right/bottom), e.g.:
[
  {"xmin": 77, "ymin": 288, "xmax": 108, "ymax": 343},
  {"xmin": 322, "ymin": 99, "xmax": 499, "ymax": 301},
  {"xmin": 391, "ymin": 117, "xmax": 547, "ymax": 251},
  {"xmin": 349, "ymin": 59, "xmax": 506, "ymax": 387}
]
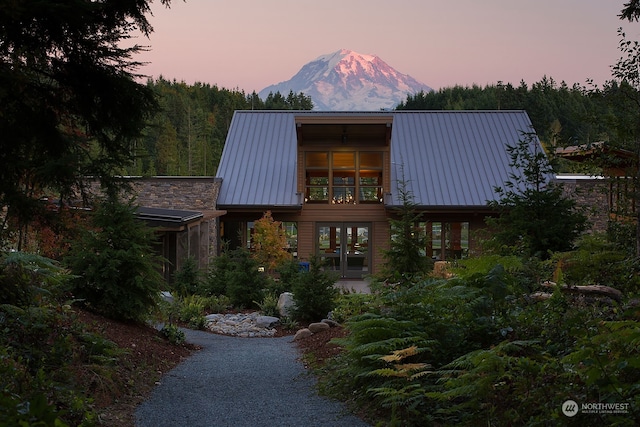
[{"xmin": 304, "ymin": 149, "xmax": 384, "ymax": 204}]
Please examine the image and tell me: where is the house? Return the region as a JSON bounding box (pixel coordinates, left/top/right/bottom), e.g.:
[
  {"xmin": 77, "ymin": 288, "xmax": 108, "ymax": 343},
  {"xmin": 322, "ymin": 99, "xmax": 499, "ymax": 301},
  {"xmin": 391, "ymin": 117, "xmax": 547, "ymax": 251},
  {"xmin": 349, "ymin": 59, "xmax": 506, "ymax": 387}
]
[{"xmin": 215, "ymin": 110, "xmax": 540, "ymax": 280}]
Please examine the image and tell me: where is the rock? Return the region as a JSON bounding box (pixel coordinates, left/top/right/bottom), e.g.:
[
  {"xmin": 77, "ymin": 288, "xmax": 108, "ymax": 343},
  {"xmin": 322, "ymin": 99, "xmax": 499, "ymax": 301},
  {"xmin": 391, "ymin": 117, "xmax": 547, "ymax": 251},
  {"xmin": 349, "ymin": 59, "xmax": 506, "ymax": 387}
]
[
  {"xmin": 160, "ymin": 291, "xmax": 174, "ymax": 304},
  {"xmin": 308, "ymin": 322, "xmax": 330, "ymax": 333},
  {"xmin": 256, "ymin": 316, "xmax": 280, "ymax": 328},
  {"xmin": 293, "ymin": 328, "xmax": 313, "ymax": 341},
  {"xmin": 205, "ymin": 312, "xmax": 276, "ymax": 337},
  {"xmin": 277, "ymin": 292, "xmax": 295, "ymax": 317},
  {"xmin": 321, "ymin": 319, "xmax": 340, "ymax": 328}
]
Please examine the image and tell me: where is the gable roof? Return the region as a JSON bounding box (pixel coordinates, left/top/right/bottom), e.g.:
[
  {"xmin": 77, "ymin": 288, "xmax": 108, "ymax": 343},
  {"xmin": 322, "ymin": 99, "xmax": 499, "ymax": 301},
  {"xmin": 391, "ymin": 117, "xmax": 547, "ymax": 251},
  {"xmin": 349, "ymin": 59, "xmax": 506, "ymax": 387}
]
[{"xmin": 216, "ymin": 110, "xmax": 539, "ymax": 209}]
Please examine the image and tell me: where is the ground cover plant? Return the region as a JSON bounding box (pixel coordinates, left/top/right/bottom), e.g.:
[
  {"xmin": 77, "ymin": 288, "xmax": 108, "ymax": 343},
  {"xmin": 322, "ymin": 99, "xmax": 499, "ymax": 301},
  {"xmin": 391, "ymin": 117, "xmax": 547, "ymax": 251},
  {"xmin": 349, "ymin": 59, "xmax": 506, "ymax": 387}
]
[
  {"xmin": 312, "ymin": 250, "xmax": 640, "ymax": 426},
  {"xmin": 0, "ymin": 251, "xmax": 195, "ymax": 426}
]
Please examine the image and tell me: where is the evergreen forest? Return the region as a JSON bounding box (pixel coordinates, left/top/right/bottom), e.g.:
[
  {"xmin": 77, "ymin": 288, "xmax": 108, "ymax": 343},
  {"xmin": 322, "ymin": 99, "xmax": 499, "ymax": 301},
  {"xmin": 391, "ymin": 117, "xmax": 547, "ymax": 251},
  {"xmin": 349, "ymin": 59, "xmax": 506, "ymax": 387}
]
[
  {"xmin": 130, "ymin": 78, "xmax": 313, "ymax": 176},
  {"xmin": 136, "ymin": 76, "xmax": 640, "ymax": 177}
]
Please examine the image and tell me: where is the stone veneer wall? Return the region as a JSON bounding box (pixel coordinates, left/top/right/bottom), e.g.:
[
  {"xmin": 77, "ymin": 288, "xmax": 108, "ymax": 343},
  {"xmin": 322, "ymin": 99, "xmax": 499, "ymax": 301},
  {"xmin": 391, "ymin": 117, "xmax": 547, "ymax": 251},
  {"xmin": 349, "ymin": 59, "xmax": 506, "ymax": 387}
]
[
  {"xmin": 128, "ymin": 177, "xmax": 221, "ymax": 211},
  {"xmin": 554, "ymin": 175, "xmax": 610, "ymax": 234}
]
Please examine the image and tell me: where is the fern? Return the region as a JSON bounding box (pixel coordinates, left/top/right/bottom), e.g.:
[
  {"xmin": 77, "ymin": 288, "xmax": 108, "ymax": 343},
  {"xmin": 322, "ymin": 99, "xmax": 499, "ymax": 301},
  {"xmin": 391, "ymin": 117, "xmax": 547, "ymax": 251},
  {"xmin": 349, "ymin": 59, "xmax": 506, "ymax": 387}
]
[
  {"xmin": 364, "ymin": 345, "xmax": 433, "ymax": 425},
  {"xmin": 427, "ymin": 340, "xmax": 545, "ymax": 423}
]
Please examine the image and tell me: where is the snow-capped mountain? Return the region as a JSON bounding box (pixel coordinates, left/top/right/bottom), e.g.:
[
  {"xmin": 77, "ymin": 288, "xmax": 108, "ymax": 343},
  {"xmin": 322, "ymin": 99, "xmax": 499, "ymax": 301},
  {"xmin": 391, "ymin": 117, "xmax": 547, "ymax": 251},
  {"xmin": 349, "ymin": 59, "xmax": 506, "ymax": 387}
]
[{"xmin": 258, "ymin": 49, "xmax": 432, "ymax": 111}]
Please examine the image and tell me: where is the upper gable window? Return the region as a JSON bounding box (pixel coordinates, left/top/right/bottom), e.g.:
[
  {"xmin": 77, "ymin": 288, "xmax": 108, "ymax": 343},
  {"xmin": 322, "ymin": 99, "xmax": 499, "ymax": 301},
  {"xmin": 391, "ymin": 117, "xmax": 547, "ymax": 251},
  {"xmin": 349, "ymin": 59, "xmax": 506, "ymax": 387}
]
[{"xmin": 305, "ymin": 150, "xmax": 383, "ymax": 204}]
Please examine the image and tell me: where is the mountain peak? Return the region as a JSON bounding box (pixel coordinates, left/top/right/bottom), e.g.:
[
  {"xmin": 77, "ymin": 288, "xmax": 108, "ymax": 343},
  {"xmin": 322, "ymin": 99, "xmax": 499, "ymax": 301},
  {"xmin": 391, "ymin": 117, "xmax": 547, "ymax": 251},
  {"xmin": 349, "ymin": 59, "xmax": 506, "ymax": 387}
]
[{"xmin": 259, "ymin": 49, "xmax": 432, "ymax": 111}]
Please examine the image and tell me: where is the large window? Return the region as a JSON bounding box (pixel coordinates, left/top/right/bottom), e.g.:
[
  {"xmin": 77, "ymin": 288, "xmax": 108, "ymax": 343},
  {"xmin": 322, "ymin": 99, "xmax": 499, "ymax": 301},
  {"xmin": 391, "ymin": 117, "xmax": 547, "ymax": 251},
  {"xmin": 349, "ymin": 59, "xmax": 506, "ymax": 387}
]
[
  {"xmin": 305, "ymin": 151, "xmax": 383, "ymax": 204},
  {"xmin": 419, "ymin": 221, "xmax": 469, "ymax": 260}
]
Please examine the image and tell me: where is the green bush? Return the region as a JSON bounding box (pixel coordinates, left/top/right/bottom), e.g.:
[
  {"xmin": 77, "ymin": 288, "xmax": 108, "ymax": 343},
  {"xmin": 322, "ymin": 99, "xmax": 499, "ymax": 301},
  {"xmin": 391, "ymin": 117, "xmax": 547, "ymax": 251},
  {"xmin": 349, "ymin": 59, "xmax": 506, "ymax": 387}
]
[
  {"xmin": 330, "ymin": 292, "xmax": 380, "ymax": 324},
  {"xmin": 255, "ymin": 292, "xmax": 280, "ymax": 317},
  {"xmin": 204, "ymin": 247, "xmax": 267, "ymax": 308},
  {"xmin": 0, "ymin": 303, "xmax": 117, "ymax": 426},
  {"xmin": 290, "ymin": 256, "xmax": 339, "ymax": 322},
  {"xmin": 203, "ymin": 250, "xmax": 232, "ymax": 297},
  {"xmin": 177, "ymin": 294, "xmax": 207, "ymax": 326},
  {"xmin": 319, "ymin": 249, "xmax": 640, "ymax": 426},
  {"xmin": 0, "ymin": 251, "xmax": 73, "ymax": 307},
  {"xmin": 64, "ymin": 196, "xmax": 164, "ymax": 322},
  {"xmin": 160, "ymin": 324, "xmax": 185, "ymax": 345},
  {"xmin": 172, "ymin": 256, "xmax": 203, "ymax": 297},
  {"xmin": 203, "ymin": 294, "xmax": 232, "ymax": 313},
  {"xmin": 552, "ymin": 234, "xmax": 640, "ymax": 295}
]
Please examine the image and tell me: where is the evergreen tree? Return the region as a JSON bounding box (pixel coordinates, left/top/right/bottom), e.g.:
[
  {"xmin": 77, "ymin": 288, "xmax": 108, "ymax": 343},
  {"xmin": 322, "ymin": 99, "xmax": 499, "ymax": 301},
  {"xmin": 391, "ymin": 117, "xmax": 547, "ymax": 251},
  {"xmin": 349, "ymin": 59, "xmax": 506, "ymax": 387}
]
[
  {"xmin": 486, "ymin": 133, "xmax": 588, "ymax": 259},
  {"xmin": 0, "ymin": 0, "xmax": 175, "ymax": 247},
  {"xmin": 379, "ymin": 167, "xmax": 432, "ymax": 285},
  {"xmin": 65, "ymin": 195, "xmax": 164, "ymax": 322}
]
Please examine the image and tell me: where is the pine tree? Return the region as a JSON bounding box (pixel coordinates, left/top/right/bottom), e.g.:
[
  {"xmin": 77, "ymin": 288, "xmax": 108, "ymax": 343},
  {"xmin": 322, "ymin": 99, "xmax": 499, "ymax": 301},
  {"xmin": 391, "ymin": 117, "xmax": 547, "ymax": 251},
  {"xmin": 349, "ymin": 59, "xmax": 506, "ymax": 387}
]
[
  {"xmin": 65, "ymin": 195, "xmax": 164, "ymax": 322},
  {"xmin": 379, "ymin": 167, "xmax": 432, "ymax": 285},
  {"xmin": 486, "ymin": 133, "xmax": 587, "ymax": 258}
]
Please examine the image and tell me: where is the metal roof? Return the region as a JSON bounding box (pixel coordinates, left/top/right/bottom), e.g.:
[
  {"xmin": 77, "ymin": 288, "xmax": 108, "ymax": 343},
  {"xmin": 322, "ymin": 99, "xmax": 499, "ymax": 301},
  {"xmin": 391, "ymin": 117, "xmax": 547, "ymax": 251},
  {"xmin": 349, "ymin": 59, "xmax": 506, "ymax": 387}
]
[
  {"xmin": 136, "ymin": 207, "xmax": 203, "ymax": 228},
  {"xmin": 216, "ymin": 112, "xmax": 300, "ymax": 208},
  {"xmin": 216, "ymin": 110, "xmax": 540, "ymax": 209}
]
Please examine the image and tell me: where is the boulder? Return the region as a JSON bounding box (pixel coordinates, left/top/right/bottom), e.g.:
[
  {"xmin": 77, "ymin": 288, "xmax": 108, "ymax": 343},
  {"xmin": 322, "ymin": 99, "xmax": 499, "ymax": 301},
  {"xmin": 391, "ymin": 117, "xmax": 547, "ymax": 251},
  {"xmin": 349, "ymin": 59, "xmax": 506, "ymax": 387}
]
[
  {"xmin": 321, "ymin": 319, "xmax": 340, "ymax": 328},
  {"xmin": 293, "ymin": 328, "xmax": 313, "ymax": 341},
  {"xmin": 160, "ymin": 291, "xmax": 174, "ymax": 304},
  {"xmin": 277, "ymin": 292, "xmax": 295, "ymax": 317},
  {"xmin": 256, "ymin": 316, "xmax": 280, "ymax": 328},
  {"xmin": 308, "ymin": 322, "xmax": 330, "ymax": 333}
]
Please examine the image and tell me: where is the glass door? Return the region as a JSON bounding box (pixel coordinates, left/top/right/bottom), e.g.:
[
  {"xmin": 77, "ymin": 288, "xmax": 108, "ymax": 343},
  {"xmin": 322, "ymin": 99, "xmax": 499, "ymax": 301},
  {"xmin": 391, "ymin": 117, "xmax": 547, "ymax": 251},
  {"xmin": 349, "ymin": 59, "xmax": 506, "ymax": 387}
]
[{"xmin": 317, "ymin": 223, "xmax": 370, "ymax": 278}]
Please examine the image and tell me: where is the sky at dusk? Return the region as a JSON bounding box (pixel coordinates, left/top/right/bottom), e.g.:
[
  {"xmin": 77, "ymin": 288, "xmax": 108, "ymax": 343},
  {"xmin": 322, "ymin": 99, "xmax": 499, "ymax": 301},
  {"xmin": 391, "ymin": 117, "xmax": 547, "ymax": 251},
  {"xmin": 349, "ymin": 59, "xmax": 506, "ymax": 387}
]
[{"xmin": 134, "ymin": 0, "xmax": 638, "ymax": 94}]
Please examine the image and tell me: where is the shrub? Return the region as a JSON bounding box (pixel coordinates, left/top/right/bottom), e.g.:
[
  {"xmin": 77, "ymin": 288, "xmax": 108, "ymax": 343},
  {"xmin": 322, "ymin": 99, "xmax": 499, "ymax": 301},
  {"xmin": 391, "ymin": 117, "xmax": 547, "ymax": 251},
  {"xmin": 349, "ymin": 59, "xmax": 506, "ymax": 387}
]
[
  {"xmin": 290, "ymin": 256, "xmax": 339, "ymax": 322},
  {"xmin": 330, "ymin": 292, "xmax": 380, "ymax": 324},
  {"xmin": 552, "ymin": 234, "xmax": 640, "ymax": 295},
  {"xmin": 160, "ymin": 324, "xmax": 185, "ymax": 345},
  {"xmin": 0, "ymin": 303, "xmax": 114, "ymax": 426},
  {"xmin": 486, "ymin": 132, "xmax": 588, "ymax": 259},
  {"xmin": 203, "ymin": 250, "xmax": 233, "ymax": 297},
  {"xmin": 378, "ymin": 173, "xmax": 432, "ymax": 286},
  {"xmin": 64, "ymin": 196, "xmax": 164, "ymax": 322},
  {"xmin": 177, "ymin": 294, "xmax": 207, "ymax": 327},
  {"xmin": 172, "ymin": 256, "xmax": 203, "ymax": 297},
  {"xmin": 203, "ymin": 294, "xmax": 232, "ymax": 313},
  {"xmin": 204, "ymin": 247, "xmax": 267, "ymax": 308},
  {"xmin": 0, "ymin": 251, "xmax": 72, "ymax": 307},
  {"xmin": 255, "ymin": 292, "xmax": 280, "ymax": 317}
]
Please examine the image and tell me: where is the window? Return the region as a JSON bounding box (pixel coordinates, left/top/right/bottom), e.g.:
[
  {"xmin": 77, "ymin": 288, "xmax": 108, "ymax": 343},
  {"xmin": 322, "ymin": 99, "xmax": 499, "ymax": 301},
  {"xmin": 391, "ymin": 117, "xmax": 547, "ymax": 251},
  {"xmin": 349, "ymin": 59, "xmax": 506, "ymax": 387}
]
[
  {"xmin": 305, "ymin": 152, "xmax": 329, "ymax": 202},
  {"xmin": 420, "ymin": 221, "xmax": 469, "ymax": 260},
  {"xmin": 305, "ymin": 151, "xmax": 383, "ymax": 204}
]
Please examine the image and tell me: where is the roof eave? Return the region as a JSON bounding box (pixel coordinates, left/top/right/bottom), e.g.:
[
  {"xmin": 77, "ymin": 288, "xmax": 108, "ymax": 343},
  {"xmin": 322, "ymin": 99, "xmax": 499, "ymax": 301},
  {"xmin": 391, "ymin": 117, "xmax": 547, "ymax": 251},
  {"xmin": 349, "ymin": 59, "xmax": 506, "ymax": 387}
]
[{"xmin": 216, "ymin": 204, "xmax": 303, "ymax": 212}]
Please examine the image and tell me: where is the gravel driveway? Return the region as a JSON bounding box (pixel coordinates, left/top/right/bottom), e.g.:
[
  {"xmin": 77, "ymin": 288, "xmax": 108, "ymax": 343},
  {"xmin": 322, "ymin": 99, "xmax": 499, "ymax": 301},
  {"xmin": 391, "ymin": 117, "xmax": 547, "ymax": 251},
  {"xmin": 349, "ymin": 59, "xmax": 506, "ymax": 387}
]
[{"xmin": 135, "ymin": 328, "xmax": 370, "ymax": 427}]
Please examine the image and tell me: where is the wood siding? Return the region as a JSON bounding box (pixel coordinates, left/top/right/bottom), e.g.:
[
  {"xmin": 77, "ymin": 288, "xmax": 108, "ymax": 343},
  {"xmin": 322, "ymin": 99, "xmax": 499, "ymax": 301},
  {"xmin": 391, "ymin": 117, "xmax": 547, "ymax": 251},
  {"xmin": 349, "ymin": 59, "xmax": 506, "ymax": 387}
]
[{"xmin": 295, "ymin": 204, "xmax": 389, "ymax": 276}]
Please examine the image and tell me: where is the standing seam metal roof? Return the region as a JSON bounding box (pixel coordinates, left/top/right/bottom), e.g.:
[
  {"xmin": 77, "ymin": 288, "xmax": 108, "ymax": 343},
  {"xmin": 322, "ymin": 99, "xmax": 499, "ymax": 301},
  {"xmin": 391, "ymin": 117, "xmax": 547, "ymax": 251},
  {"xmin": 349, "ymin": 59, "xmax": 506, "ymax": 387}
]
[{"xmin": 216, "ymin": 110, "xmax": 538, "ymax": 208}]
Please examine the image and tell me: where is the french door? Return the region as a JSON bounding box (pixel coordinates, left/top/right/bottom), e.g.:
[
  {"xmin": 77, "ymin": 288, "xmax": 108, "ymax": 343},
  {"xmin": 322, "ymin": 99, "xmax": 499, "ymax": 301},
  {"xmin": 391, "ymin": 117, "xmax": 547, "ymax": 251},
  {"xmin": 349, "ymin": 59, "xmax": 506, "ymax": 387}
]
[{"xmin": 317, "ymin": 223, "xmax": 370, "ymax": 278}]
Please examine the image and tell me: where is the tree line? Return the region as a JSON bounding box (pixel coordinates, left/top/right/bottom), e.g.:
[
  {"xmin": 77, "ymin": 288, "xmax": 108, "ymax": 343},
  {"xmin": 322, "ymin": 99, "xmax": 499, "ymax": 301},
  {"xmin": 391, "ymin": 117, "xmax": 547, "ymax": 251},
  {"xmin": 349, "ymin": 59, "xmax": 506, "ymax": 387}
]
[
  {"xmin": 129, "ymin": 78, "xmax": 313, "ymax": 177},
  {"xmin": 397, "ymin": 77, "xmax": 639, "ymax": 162},
  {"xmin": 139, "ymin": 75, "xmax": 640, "ymax": 178}
]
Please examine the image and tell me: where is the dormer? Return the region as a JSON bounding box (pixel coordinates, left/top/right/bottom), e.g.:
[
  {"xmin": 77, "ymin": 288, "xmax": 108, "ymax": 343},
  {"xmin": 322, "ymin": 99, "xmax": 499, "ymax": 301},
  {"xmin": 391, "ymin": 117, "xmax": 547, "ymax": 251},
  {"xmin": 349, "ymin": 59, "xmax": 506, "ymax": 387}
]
[{"xmin": 295, "ymin": 114, "xmax": 393, "ymax": 205}]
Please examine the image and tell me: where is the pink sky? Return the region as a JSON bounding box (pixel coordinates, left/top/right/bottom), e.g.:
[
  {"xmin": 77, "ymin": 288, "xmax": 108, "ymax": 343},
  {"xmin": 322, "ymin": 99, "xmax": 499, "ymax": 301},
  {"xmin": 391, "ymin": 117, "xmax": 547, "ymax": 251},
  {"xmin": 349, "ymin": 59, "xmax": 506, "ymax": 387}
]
[{"xmin": 134, "ymin": 0, "xmax": 637, "ymax": 93}]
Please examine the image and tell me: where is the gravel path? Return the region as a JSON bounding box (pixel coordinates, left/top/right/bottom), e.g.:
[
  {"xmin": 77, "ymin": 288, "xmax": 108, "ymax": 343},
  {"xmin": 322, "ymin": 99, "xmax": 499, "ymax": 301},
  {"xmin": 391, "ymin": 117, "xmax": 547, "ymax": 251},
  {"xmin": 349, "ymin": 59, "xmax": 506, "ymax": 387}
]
[{"xmin": 135, "ymin": 328, "xmax": 370, "ymax": 427}]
